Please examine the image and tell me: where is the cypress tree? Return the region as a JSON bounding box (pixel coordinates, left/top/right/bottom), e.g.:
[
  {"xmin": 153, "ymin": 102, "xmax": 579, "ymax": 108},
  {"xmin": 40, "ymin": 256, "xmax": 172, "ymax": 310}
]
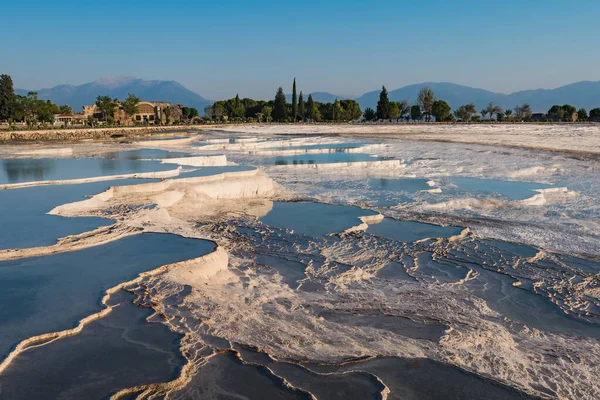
[
  {"xmin": 291, "ymin": 78, "xmax": 297, "ymax": 122},
  {"xmin": 0, "ymin": 74, "xmax": 16, "ymax": 121},
  {"xmin": 273, "ymin": 86, "xmax": 287, "ymax": 122},
  {"xmin": 298, "ymin": 91, "xmax": 305, "ymax": 122},
  {"xmin": 306, "ymin": 94, "xmax": 315, "ymax": 121},
  {"xmin": 376, "ymin": 85, "xmax": 390, "ymax": 121}
]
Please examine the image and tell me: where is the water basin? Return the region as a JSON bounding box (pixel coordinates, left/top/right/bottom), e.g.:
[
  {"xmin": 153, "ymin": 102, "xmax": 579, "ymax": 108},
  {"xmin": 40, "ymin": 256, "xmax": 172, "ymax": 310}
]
[{"xmin": 0, "ymin": 233, "xmax": 215, "ymax": 360}]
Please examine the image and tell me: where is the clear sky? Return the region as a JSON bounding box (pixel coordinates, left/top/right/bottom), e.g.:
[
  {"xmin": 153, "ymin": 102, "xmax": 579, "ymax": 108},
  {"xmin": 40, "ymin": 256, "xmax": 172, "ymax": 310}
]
[{"xmin": 2, "ymin": 0, "xmax": 599, "ymax": 100}]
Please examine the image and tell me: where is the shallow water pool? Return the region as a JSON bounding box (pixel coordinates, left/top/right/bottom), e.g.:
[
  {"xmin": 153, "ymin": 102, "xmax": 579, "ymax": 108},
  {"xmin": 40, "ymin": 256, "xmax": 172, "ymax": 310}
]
[{"xmin": 0, "ymin": 233, "xmax": 214, "ymax": 360}]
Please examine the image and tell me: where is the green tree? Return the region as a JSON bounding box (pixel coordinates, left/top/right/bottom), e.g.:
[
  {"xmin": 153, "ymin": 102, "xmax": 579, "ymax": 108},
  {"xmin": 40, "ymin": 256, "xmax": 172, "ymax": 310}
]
[
  {"xmin": 453, "ymin": 104, "xmax": 476, "ymax": 122},
  {"xmin": 388, "ymin": 102, "xmax": 401, "ymax": 121},
  {"xmin": 122, "ymin": 93, "xmax": 140, "ymax": 121},
  {"xmin": 22, "ymin": 92, "xmax": 40, "ymax": 125},
  {"xmin": 410, "ymin": 104, "xmax": 422, "ymax": 121},
  {"xmin": 0, "ymin": 74, "xmax": 16, "ymax": 121},
  {"xmin": 306, "ymin": 94, "xmax": 316, "ymax": 121},
  {"xmin": 417, "ymin": 87, "xmax": 435, "ymax": 121},
  {"xmin": 58, "ymin": 104, "xmax": 74, "ymax": 114},
  {"xmin": 95, "ymin": 95, "xmax": 116, "ymax": 122},
  {"xmin": 298, "ymin": 91, "xmax": 305, "ymax": 121},
  {"xmin": 376, "ymin": 86, "xmax": 390, "ymax": 120},
  {"xmin": 589, "ymin": 108, "xmax": 600, "ymax": 121},
  {"xmin": 485, "ymin": 102, "xmax": 503, "ymax": 120},
  {"xmin": 340, "ymin": 99, "xmax": 362, "ymax": 120},
  {"xmin": 547, "ymin": 105, "xmax": 564, "ymax": 121},
  {"xmin": 480, "ymin": 108, "xmax": 488, "ymax": 120},
  {"xmin": 332, "ymin": 99, "xmax": 344, "ymax": 121},
  {"xmin": 562, "ymin": 104, "xmax": 576, "ymax": 122},
  {"xmin": 231, "ymin": 94, "xmax": 245, "ymax": 119},
  {"xmin": 432, "ymin": 100, "xmax": 451, "ymax": 121},
  {"xmin": 291, "ymin": 78, "xmax": 297, "ymax": 122},
  {"xmin": 164, "ymin": 106, "xmax": 172, "ymax": 124},
  {"xmin": 261, "ymin": 105, "xmax": 273, "ymax": 123},
  {"xmin": 577, "ymin": 108, "xmax": 588, "ymax": 121},
  {"xmin": 272, "ymin": 87, "xmax": 287, "ymax": 122},
  {"xmin": 37, "ymin": 100, "xmax": 56, "ymax": 124},
  {"xmin": 505, "ymin": 109, "xmax": 513, "ymax": 120},
  {"xmin": 363, "ymin": 107, "xmax": 376, "ymax": 121}
]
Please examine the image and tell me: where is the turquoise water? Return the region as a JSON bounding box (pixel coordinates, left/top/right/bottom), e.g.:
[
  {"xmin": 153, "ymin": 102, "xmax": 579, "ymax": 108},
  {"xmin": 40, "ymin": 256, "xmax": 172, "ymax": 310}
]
[
  {"xmin": 0, "ymin": 156, "xmax": 175, "ymax": 184},
  {"xmin": 367, "ymin": 218, "xmax": 463, "ymax": 243},
  {"xmin": 0, "ymin": 179, "xmax": 155, "ymax": 250},
  {"xmin": 451, "ymin": 177, "xmax": 552, "ymax": 200},
  {"xmin": 260, "ymin": 153, "xmax": 386, "ymax": 166},
  {"xmin": 367, "ymin": 178, "xmax": 431, "ymax": 205},
  {"xmin": 0, "ymin": 233, "xmax": 215, "ymax": 360},
  {"xmin": 259, "ymin": 202, "xmax": 378, "ymax": 236}
]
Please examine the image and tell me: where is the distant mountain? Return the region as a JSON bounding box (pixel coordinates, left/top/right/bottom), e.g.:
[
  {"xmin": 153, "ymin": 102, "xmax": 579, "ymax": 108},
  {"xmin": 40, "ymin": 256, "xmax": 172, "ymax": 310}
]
[
  {"xmin": 286, "ymin": 92, "xmax": 345, "ymax": 103},
  {"xmin": 15, "ymin": 77, "xmax": 600, "ymax": 114},
  {"xmin": 16, "ymin": 77, "xmax": 212, "ymax": 112},
  {"xmin": 355, "ymin": 81, "xmax": 600, "ymax": 112}
]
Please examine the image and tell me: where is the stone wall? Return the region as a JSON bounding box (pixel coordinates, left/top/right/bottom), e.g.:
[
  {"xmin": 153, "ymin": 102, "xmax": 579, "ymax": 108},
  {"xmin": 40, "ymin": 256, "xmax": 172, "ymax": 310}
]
[{"xmin": 0, "ymin": 126, "xmax": 200, "ymax": 142}]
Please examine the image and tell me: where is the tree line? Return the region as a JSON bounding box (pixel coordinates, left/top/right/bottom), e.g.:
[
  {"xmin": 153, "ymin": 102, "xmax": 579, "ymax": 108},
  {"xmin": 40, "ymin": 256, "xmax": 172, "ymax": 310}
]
[
  {"xmin": 366, "ymin": 85, "xmax": 600, "ymax": 122},
  {"xmin": 0, "ymin": 74, "xmax": 73, "ymax": 126},
  {"xmin": 204, "ymin": 78, "xmax": 362, "ymax": 123},
  {"xmin": 0, "ymin": 74, "xmax": 201, "ymax": 127},
  {"xmin": 4, "ymin": 73, "xmax": 600, "ymax": 126}
]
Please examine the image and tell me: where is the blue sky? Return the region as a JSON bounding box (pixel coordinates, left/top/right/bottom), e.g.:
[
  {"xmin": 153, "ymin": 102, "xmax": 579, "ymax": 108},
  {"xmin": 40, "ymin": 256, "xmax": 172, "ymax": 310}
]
[{"xmin": 2, "ymin": 0, "xmax": 599, "ymax": 100}]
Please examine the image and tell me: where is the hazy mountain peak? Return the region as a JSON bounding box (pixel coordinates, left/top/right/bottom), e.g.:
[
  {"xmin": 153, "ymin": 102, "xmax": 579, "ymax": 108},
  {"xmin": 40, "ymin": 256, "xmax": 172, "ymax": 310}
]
[{"xmin": 91, "ymin": 76, "xmax": 138, "ymax": 88}]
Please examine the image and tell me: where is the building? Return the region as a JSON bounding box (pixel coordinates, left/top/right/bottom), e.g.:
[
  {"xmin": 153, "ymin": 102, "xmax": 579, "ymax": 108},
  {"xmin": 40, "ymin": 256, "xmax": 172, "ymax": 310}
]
[
  {"xmin": 53, "ymin": 114, "xmax": 86, "ymax": 126},
  {"xmin": 55, "ymin": 100, "xmax": 182, "ymax": 127}
]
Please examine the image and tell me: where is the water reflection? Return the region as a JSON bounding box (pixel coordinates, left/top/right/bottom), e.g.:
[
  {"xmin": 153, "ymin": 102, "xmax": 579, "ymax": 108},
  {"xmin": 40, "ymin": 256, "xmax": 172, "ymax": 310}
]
[
  {"xmin": 264, "ymin": 153, "xmax": 384, "ymax": 166},
  {"xmin": 1, "ymin": 159, "xmax": 56, "ymax": 183},
  {"xmin": 0, "ymin": 157, "xmax": 174, "ymax": 184}
]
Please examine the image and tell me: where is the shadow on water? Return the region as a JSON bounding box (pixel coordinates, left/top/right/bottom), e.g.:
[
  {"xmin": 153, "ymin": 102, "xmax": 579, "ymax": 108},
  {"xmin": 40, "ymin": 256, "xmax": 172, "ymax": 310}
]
[
  {"xmin": 0, "ymin": 290, "xmax": 185, "ymax": 400},
  {"xmin": 231, "ymin": 346, "xmax": 536, "ymax": 400},
  {"xmin": 0, "ymin": 233, "xmax": 215, "ymax": 361}
]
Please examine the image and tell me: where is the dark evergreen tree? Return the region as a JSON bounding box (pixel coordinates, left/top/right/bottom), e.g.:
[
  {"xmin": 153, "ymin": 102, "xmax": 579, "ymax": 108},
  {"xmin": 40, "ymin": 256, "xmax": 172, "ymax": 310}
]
[
  {"xmin": 0, "ymin": 74, "xmax": 16, "ymax": 121},
  {"xmin": 273, "ymin": 86, "xmax": 288, "ymax": 122},
  {"xmin": 306, "ymin": 94, "xmax": 315, "ymax": 121},
  {"xmin": 376, "ymin": 86, "xmax": 390, "ymax": 120},
  {"xmin": 291, "ymin": 78, "xmax": 297, "ymax": 122},
  {"xmin": 298, "ymin": 91, "xmax": 305, "ymax": 121},
  {"xmin": 363, "ymin": 107, "xmax": 376, "ymax": 121}
]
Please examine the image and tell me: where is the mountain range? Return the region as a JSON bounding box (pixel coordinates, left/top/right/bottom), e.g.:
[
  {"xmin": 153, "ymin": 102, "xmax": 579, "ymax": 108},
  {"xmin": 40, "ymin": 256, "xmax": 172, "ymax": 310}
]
[
  {"xmin": 15, "ymin": 77, "xmax": 212, "ymax": 112},
  {"xmin": 16, "ymin": 77, "xmax": 600, "ymax": 113},
  {"xmin": 354, "ymin": 81, "xmax": 600, "ymax": 113}
]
